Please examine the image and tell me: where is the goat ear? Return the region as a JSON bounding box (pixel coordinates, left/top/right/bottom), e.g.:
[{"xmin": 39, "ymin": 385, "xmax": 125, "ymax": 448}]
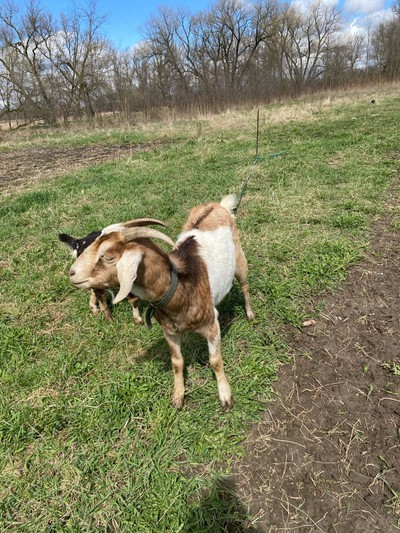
[
  {"xmin": 113, "ymin": 250, "xmax": 143, "ymax": 305},
  {"xmin": 58, "ymin": 233, "xmax": 75, "ymax": 250}
]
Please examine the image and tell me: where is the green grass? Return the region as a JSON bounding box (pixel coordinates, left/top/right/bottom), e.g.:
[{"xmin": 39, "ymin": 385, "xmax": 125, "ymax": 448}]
[{"xmin": 1, "ymin": 87, "xmax": 399, "ymax": 530}]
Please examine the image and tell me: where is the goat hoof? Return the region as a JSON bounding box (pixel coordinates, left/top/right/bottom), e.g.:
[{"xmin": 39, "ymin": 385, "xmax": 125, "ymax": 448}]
[
  {"xmin": 220, "ymin": 395, "xmax": 234, "ymax": 411},
  {"xmin": 172, "ymin": 395, "xmax": 184, "ymax": 410},
  {"xmin": 134, "ymin": 317, "xmax": 144, "ymax": 325},
  {"xmin": 247, "ymin": 310, "xmax": 256, "ymax": 322}
]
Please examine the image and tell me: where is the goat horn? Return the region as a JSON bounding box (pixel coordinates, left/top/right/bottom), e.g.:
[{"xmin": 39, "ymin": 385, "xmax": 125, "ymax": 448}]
[
  {"xmin": 123, "ymin": 218, "xmax": 167, "ymax": 228},
  {"xmin": 121, "ymin": 227, "xmax": 176, "ymax": 248}
]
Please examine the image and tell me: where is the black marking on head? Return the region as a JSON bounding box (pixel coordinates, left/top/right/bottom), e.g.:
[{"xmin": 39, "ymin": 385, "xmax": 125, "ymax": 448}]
[
  {"xmin": 75, "ymin": 231, "xmax": 102, "ymax": 256},
  {"xmin": 59, "ymin": 230, "xmax": 101, "ymax": 257},
  {"xmin": 58, "ymin": 233, "xmax": 76, "ymax": 250}
]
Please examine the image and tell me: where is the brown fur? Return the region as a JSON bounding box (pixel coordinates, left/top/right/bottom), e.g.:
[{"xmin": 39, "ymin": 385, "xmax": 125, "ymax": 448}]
[
  {"xmin": 182, "ymin": 203, "xmax": 230, "ymax": 232},
  {"xmin": 157, "ymin": 237, "xmax": 215, "ymax": 335}
]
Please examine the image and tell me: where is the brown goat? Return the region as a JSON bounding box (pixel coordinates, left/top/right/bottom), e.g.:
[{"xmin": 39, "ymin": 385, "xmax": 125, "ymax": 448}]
[{"xmin": 68, "ymin": 195, "xmax": 255, "ymax": 410}]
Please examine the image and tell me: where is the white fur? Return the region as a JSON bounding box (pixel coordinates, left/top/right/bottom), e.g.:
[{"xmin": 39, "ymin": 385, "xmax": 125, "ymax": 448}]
[
  {"xmin": 220, "ymin": 194, "xmax": 238, "ymax": 213},
  {"xmin": 177, "ymin": 226, "xmax": 236, "ymax": 305}
]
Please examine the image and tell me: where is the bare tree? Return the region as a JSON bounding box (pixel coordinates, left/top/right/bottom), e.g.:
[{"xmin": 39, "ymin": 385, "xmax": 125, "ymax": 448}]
[
  {"xmin": 144, "ymin": 6, "xmax": 192, "ymax": 106},
  {"xmin": 111, "ymin": 42, "xmax": 162, "ymax": 119},
  {"xmin": 41, "ymin": 0, "xmax": 108, "ymax": 121},
  {"xmin": 199, "ymin": 0, "xmax": 279, "ymax": 98},
  {"xmin": 0, "ymin": 0, "xmax": 108, "ymax": 126},
  {"xmin": 278, "ymin": 0, "xmax": 342, "ymax": 93},
  {"xmin": 322, "ymin": 32, "xmax": 366, "ymax": 88},
  {"xmin": 143, "ymin": 0, "xmax": 280, "ymax": 111},
  {"xmin": 0, "ymin": 0, "xmax": 57, "ymax": 124},
  {"xmin": 371, "ymin": 14, "xmax": 400, "ymax": 80}
]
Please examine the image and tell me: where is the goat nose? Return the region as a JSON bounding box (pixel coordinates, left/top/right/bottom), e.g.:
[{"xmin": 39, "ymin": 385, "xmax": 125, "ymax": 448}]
[{"xmin": 69, "ymin": 269, "xmax": 75, "ymax": 277}]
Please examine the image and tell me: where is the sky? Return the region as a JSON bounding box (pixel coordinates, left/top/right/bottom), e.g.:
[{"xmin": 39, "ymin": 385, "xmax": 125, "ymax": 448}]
[{"xmin": 39, "ymin": 0, "xmax": 395, "ymax": 50}]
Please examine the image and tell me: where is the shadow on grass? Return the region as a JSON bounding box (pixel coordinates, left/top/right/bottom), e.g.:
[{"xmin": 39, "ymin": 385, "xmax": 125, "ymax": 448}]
[{"xmin": 187, "ymin": 476, "xmax": 259, "ymax": 532}]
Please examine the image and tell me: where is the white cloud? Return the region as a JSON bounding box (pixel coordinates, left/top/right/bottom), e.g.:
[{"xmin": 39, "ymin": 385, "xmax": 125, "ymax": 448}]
[
  {"xmin": 344, "ymin": 0, "xmax": 385, "ymax": 15},
  {"xmin": 291, "ymin": 0, "xmax": 339, "ymax": 13},
  {"xmin": 342, "ymin": 8, "xmax": 395, "ymax": 36}
]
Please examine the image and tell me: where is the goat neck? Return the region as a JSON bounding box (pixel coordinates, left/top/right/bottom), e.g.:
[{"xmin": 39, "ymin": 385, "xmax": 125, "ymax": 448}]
[{"xmin": 131, "ymin": 242, "xmax": 175, "ymax": 304}]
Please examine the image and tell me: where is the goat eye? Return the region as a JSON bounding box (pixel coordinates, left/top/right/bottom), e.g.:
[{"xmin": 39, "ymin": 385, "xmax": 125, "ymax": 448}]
[{"xmin": 102, "ymin": 255, "xmax": 115, "ymax": 264}]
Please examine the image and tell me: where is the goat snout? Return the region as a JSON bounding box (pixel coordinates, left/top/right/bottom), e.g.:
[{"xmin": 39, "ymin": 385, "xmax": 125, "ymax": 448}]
[{"xmin": 69, "ymin": 268, "xmax": 89, "ymax": 287}]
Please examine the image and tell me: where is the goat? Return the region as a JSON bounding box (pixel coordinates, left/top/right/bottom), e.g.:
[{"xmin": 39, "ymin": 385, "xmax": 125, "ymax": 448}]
[
  {"xmin": 59, "ymin": 218, "xmax": 167, "ymax": 323},
  {"xmin": 68, "ymin": 195, "xmax": 255, "ymax": 410}
]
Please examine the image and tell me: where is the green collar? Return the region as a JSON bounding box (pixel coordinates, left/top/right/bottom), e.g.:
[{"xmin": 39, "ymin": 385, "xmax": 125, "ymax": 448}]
[{"xmin": 145, "ymin": 261, "xmax": 178, "ymax": 330}]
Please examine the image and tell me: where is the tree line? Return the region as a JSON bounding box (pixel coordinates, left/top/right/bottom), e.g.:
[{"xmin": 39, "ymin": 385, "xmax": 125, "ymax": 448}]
[{"xmin": 0, "ymin": 0, "xmax": 399, "ymax": 127}]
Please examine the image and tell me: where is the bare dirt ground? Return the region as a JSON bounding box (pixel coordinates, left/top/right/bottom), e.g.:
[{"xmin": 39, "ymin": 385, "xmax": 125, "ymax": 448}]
[
  {"xmin": 230, "ymin": 206, "xmax": 400, "ymax": 531},
  {"xmin": 2, "ymin": 144, "xmax": 399, "ymax": 532},
  {"xmin": 0, "ymin": 142, "xmax": 160, "ymax": 192}
]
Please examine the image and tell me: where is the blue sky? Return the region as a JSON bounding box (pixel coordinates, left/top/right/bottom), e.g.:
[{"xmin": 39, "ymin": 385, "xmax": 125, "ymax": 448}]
[{"xmin": 41, "ymin": 0, "xmax": 395, "ymax": 50}]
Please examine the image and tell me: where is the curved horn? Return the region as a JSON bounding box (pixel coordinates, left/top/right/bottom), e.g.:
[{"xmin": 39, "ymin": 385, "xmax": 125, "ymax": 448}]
[
  {"xmin": 121, "ymin": 227, "xmax": 176, "ymax": 248},
  {"xmin": 123, "ymin": 218, "xmax": 167, "ymax": 228}
]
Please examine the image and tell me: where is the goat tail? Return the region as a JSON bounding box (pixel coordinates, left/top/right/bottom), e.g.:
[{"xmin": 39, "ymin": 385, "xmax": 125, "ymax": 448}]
[{"xmin": 220, "ymin": 194, "xmax": 238, "ymax": 214}]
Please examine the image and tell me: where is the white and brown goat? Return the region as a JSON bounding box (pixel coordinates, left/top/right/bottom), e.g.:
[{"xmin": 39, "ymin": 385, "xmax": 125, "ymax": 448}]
[{"xmin": 68, "ymin": 195, "xmax": 255, "ymax": 410}]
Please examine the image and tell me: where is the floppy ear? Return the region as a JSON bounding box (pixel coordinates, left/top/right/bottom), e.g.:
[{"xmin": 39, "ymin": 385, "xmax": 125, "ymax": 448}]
[{"xmin": 113, "ymin": 250, "xmax": 143, "ymax": 304}]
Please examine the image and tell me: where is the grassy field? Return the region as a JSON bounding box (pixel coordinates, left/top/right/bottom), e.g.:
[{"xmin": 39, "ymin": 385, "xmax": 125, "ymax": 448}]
[{"xmin": 1, "ymin": 86, "xmax": 399, "ymax": 531}]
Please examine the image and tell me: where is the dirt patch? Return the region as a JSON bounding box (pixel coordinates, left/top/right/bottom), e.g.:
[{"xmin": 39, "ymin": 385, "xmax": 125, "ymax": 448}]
[
  {"xmin": 0, "ymin": 142, "xmax": 161, "ymax": 192},
  {"xmin": 230, "ymin": 216, "xmax": 400, "ymax": 531}
]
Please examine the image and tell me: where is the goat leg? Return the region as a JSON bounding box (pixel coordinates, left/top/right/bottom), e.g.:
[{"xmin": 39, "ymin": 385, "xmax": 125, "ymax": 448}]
[
  {"xmin": 89, "ymin": 290, "xmax": 100, "ymax": 316},
  {"xmin": 94, "ymin": 289, "xmax": 114, "ymax": 321},
  {"xmin": 205, "ymin": 315, "xmax": 234, "ymax": 411},
  {"xmin": 164, "ymin": 332, "xmax": 185, "ymax": 409},
  {"xmin": 235, "ymin": 244, "xmax": 256, "ymax": 322},
  {"xmin": 128, "ymin": 294, "xmax": 143, "ymax": 325}
]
